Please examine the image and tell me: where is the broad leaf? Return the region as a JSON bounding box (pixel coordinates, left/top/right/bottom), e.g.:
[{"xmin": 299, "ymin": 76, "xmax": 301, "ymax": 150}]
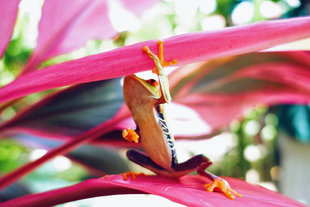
[
  {"xmin": 2, "ymin": 52, "xmax": 310, "ymax": 139},
  {"xmin": 0, "ymin": 78, "xmax": 124, "ymax": 138},
  {"xmin": 0, "ymin": 111, "xmax": 129, "ymax": 190},
  {"xmin": 0, "ymin": 0, "xmax": 19, "ymax": 58},
  {"xmin": 17, "ymin": 134, "xmax": 129, "ymax": 175},
  {"xmin": 1, "ymin": 17, "xmax": 309, "ymax": 104},
  {"xmin": 170, "ymin": 51, "xmax": 310, "ymax": 133},
  {"xmin": 22, "ymin": 0, "xmax": 159, "ymax": 73},
  {"xmin": 1, "ymin": 175, "xmax": 306, "ymax": 207}
]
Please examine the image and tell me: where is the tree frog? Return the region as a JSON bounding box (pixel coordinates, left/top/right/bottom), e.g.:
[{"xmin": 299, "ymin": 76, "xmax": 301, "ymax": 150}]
[{"xmin": 122, "ymin": 40, "xmax": 242, "ymax": 200}]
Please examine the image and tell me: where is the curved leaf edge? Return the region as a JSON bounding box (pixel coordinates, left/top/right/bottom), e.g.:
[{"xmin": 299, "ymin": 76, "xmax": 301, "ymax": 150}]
[
  {"xmin": 0, "ymin": 175, "xmax": 306, "ymax": 207},
  {"xmin": 1, "ymin": 17, "xmax": 310, "ymax": 104}
]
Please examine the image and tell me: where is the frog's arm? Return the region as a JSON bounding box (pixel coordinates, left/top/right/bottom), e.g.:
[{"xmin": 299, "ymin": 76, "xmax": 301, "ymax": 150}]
[{"xmin": 142, "ymin": 40, "xmax": 177, "ymax": 104}]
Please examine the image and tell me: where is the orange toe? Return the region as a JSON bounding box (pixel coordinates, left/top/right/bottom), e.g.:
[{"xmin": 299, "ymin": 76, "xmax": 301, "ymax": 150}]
[
  {"xmin": 203, "ymin": 179, "xmax": 242, "ymax": 200},
  {"xmin": 122, "ymin": 128, "xmax": 139, "ymax": 143},
  {"xmin": 122, "ymin": 172, "xmax": 146, "ymax": 181}
]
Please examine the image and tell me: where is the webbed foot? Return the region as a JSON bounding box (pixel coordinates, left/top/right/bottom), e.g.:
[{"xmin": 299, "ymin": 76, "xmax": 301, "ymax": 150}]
[
  {"xmin": 122, "ymin": 128, "xmax": 139, "ymax": 143},
  {"xmin": 122, "ymin": 171, "xmax": 146, "ymax": 181},
  {"xmin": 203, "ymin": 178, "xmax": 242, "ymax": 200},
  {"xmin": 142, "ymin": 40, "xmax": 177, "ymax": 75}
]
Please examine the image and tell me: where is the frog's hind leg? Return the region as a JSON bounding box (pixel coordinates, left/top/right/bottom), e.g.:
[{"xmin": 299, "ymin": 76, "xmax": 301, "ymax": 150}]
[
  {"xmin": 126, "ymin": 149, "xmax": 166, "ymax": 173},
  {"xmin": 172, "ymin": 154, "xmax": 212, "ymax": 174},
  {"xmin": 126, "ymin": 150, "xmax": 211, "ymax": 178}
]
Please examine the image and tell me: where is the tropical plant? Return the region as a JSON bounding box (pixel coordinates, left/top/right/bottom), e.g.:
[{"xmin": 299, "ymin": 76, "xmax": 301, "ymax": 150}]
[{"xmin": 0, "ymin": 0, "xmax": 309, "ymax": 206}]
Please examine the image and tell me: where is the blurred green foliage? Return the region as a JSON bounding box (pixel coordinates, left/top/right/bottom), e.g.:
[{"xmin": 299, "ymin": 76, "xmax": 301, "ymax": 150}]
[
  {"xmin": 226, "ymin": 106, "xmax": 278, "ymax": 181},
  {"xmin": 0, "ymin": 139, "xmax": 29, "ymax": 172}
]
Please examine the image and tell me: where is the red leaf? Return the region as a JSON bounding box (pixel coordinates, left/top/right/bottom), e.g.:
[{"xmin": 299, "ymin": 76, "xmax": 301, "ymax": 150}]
[
  {"xmin": 0, "ymin": 0, "xmax": 19, "ymax": 58},
  {"xmin": 1, "ymin": 175, "xmax": 305, "ymax": 207},
  {"xmin": 170, "ymin": 52, "xmax": 310, "ymax": 133},
  {"xmin": 1, "ymin": 17, "xmax": 309, "ymax": 104}
]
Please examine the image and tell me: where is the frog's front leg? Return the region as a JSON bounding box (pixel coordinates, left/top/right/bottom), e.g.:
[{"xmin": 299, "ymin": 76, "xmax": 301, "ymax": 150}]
[{"xmin": 122, "ymin": 128, "xmax": 139, "ymax": 144}]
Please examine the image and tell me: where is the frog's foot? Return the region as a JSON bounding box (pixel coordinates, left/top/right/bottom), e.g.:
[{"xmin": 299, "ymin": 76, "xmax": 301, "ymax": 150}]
[
  {"xmin": 122, "ymin": 128, "xmax": 139, "ymax": 143},
  {"xmin": 202, "ymin": 178, "xmax": 242, "ymax": 200},
  {"xmin": 156, "ymin": 40, "xmax": 177, "ymax": 68},
  {"xmin": 142, "ymin": 40, "xmax": 177, "ymax": 75},
  {"xmin": 122, "ymin": 171, "xmax": 146, "ymax": 181}
]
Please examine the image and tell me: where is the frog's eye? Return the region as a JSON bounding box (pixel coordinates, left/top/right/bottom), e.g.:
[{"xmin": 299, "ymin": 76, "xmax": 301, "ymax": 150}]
[{"xmin": 146, "ymin": 79, "xmax": 159, "ymax": 87}]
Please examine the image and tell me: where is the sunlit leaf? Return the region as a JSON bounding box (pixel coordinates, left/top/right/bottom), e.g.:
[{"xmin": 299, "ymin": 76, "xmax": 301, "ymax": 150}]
[
  {"xmin": 22, "ymin": 0, "xmax": 159, "ymax": 73},
  {"xmin": 120, "ymin": 0, "xmax": 159, "ymax": 16},
  {"xmin": 0, "ymin": 0, "xmax": 19, "ymax": 58},
  {"xmin": 23, "ymin": 0, "xmax": 113, "ymax": 73},
  {"xmin": 1, "ymin": 17, "xmax": 309, "ymax": 104},
  {"xmin": 1, "ymin": 175, "xmax": 306, "ymax": 207}
]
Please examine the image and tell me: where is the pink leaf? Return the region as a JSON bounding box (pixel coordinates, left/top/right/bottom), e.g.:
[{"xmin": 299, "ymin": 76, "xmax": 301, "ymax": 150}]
[
  {"xmin": 120, "ymin": 0, "xmax": 159, "ymax": 16},
  {"xmin": 23, "ymin": 0, "xmax": 113, "ymax": 73},
  {"xmin": 22, "ymin": 0, "xmax": 158, "ymax": 73},
  {"xmin": 0, "ymin": 0, "xmax": 19, "ymax": 58},
  {"xmin": 170, "ymin": 52, "xmax": 310, "ymax": 133},
  {"xmin": 0, "ymin": 17, "xmax": 309, "ymax": 104},
  {"xmin": 1, "ymin": 175, "xmax": 306, "ymax": 207}
]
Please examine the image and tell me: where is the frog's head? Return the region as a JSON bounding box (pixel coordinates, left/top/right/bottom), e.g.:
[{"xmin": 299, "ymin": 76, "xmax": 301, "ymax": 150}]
[{"xmin": 123, "ymin": 75, "xmax": 161, "ymax": 107}]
